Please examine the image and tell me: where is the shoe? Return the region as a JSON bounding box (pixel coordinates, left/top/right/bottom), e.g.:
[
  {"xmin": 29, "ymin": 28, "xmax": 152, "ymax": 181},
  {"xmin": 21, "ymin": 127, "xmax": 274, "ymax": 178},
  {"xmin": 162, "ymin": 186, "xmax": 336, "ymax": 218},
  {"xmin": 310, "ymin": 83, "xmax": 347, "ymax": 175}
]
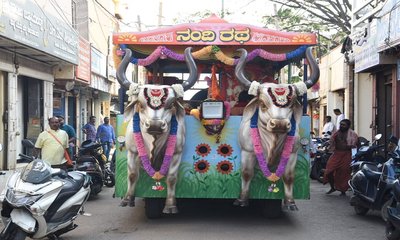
[
  {"xmin": 326, "ymin": 188, "xmax": 336, "ymax": 194},
  {"xmin": 340, "ymin": 192, "xmax": 346, "ymax": 196}
]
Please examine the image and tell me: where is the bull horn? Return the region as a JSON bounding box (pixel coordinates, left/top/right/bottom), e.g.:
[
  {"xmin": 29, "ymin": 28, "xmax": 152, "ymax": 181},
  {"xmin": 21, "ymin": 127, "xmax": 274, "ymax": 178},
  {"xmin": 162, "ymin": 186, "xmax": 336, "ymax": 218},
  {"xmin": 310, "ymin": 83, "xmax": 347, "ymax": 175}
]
[
  {"xmin": 304, "ymin": 47, "xmax": 320, "ymax": 89},
  {"xmin": 235, "ymin": 48, "xmax": 252, "ymax": 89},
  {"xmin": 116, "ymin": 48, "xmax": 133, "ymax": 90},
  {"xmin": 182, "ymin": 47, "xmax": 198, "ymax": 91},
  {"xmin": 235, "ymin": 47, "xmax": 320, "ymax": 89}
]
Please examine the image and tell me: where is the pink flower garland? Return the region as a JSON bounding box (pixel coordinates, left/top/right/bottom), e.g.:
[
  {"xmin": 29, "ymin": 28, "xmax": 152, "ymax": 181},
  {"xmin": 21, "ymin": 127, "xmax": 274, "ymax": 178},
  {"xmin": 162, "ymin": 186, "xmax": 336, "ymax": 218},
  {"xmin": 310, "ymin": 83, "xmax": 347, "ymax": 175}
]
[
  {"xmin": 250, "ymin": 109, "xmax": 296, "ymax": 182},
  {"xmin": 133, "ymin": 113, "xmax": 178, "ymax": 180}
]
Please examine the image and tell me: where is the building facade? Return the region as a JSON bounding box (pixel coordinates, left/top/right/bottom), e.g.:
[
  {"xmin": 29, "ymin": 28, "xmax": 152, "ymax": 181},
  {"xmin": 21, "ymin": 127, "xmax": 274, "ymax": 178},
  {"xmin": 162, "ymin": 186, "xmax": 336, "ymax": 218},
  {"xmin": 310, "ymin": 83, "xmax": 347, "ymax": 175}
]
[{"xmin": 0, "ymin": 0, "xmax": 122, "ymax": 170}]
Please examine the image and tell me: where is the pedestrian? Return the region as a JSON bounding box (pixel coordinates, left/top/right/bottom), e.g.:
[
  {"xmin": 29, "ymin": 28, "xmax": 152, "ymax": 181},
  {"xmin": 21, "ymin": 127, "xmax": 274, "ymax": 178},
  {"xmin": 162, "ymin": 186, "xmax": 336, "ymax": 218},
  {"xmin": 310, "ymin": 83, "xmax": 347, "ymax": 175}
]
[
  {"xmin": 57, "ymin": 115, "xmax": 77, "ymax": 158},
  {"xmin": 324, "ymin": 119, "xmax": 358, "ymax": 196},
  {"xmin": 333, "ymin": 108, "xmax": 345, "ymax": 130},
  {"xmin": 33, "ymin": 117, "xmax": 70, "ymax": 169},
  {"xmin": 96, "ymin": 116, "xmax": 115, "ymax": 160},
  {"xmin": 82, "ymin": 116, "xmax": 97, "ymax": 142},
  {"xmin": 322, "ymin": 115, "xmax": 335, "ymax": 138}
]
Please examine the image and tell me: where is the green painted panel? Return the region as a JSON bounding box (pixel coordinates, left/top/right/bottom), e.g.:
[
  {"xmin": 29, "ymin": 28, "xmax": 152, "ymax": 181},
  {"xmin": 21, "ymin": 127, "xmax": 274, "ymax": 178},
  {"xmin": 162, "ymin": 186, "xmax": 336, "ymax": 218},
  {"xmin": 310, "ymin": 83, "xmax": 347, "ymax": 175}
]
[{"xmin": 115, "ymin": 115, "xmax": 310, "ymax": 199}]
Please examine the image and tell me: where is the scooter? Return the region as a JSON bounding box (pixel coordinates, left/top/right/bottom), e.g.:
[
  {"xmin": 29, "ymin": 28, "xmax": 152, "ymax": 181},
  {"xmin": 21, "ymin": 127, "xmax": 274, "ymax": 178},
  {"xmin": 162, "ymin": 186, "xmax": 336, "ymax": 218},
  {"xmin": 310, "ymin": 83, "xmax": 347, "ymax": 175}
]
[
  {"xmin": 386, "ymin": 179, "xmax": 400, "ymax": 240},
  {"xmin": 0, "ymin": 156, "xmax": 91, "ymax": 239},
  {"xmin": 349, "ymin": 141, "xmax": 400, "ymax": 221},
  {"xmin": 350, "ymin": 134, "xmax": 385, "ymax": 175},
  {"xmin": 75, "ymin": 140, "xmax": 106, "ymax": 196},
  {"xmin": 310, "ymin": 140, "xmax": 331, "ymax": 183}
]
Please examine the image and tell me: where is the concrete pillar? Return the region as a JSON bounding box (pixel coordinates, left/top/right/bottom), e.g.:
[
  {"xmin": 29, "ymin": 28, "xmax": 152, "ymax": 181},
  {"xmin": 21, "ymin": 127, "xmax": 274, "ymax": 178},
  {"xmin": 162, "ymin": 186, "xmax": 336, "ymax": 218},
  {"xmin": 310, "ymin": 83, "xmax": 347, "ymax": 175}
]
[{"xmin": 7, "ymin": 73, "xmax": 17, "ymax": 170}]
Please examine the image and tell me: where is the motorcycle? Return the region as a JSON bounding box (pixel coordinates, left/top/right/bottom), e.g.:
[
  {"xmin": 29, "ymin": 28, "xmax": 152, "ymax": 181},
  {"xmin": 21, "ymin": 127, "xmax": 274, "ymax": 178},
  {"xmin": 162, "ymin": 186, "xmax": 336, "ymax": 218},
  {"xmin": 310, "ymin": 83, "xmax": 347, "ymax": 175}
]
[
  {"xmin": 75, "ymin": 140, "xmax": 106, "ymax": 196},
  {"xmin": 349, "ymin": 137, "xmax": 400, "ymax": 221},
  {"xmin": 310, "ymin": 139, "xmax": 331, "ymax": 183},
  {"xmin": 0, "ymin": 155, "xmax": 91, "ymax": 239},
  {"xmin": 386, "ymin": 179, "xmax": 400, "ymax": 240}
]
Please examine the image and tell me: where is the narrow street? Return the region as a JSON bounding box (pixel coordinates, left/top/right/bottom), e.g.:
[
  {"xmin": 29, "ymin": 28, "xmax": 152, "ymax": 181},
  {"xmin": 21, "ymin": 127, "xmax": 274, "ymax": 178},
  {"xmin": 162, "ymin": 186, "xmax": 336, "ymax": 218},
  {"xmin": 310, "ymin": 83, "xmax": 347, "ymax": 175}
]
[{"xmin": 51, "ymin": 180, "xmax": 385, "ymax": 240}]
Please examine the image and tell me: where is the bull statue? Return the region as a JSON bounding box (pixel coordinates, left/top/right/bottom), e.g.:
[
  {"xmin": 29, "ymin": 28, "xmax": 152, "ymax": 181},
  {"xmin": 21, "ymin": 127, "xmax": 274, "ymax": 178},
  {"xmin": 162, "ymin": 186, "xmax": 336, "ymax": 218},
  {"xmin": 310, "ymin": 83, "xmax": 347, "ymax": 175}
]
[
  {"xmin": 116, "ymin": 47, "xmax": 197, "ymax": 213},
  {"xmin": 233, "ymin": 47, "xmax": 319, "ymax": 211}
]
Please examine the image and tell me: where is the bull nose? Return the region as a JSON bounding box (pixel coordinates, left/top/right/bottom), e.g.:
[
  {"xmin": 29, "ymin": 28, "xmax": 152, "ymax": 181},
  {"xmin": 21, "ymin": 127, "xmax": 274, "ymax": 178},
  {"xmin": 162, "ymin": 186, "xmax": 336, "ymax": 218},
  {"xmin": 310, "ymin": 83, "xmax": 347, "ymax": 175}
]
[
  {"xmin": 145, "ymin": 119, "xmax": 167, "ymax": 135},
  {"xmin": 267, "ymin": 119, "xmax": 291, "ymax": 132}
]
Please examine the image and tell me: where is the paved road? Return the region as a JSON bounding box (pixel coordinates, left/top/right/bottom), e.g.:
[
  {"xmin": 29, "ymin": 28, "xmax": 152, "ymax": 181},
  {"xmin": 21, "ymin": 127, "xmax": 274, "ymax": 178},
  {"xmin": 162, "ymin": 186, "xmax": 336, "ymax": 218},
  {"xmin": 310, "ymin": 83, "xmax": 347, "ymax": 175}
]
[{"xmin": 50, "ymin": 180, "xmax": 385, "ymax": 240}]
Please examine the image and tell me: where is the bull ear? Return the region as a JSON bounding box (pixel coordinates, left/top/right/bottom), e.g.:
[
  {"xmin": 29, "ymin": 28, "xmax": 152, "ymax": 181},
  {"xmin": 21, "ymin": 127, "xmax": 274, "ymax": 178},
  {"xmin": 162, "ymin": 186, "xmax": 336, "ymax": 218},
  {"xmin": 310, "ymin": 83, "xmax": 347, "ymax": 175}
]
[
  {"xmin": 124, "ymin": 100, "xmax": 137, "ymax": 122},
  {"xmin": 174, "ymin": 99, "xmax": 186, "ymax": 119},
  {"xmin": 241, "ymin": 97, "xmax": 259, "ymax": 122}
]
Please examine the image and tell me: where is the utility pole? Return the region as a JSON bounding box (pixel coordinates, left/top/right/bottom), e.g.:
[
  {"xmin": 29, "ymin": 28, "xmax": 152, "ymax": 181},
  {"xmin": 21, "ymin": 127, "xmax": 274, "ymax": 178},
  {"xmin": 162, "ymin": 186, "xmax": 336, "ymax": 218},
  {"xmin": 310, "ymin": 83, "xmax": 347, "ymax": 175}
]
[
  {"xmin": 158, "ymin": 0, "xmax": 163, "ymax": 27},
  {"xmin": 137, "ymin": 15, "xmax": 142, "ymax": 31},
  {"xmin": 221, "ymin": 0, "xmax": 224, "ymax": 18}
]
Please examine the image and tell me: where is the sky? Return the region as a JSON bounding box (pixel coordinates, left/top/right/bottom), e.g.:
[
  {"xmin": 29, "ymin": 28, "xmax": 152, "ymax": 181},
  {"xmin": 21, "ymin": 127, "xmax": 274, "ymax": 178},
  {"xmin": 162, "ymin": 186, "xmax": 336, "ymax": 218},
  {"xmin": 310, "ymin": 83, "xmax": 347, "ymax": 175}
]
[{"xmin": 119, "ymin": 0, "xmax": 275, "ymax": 31}]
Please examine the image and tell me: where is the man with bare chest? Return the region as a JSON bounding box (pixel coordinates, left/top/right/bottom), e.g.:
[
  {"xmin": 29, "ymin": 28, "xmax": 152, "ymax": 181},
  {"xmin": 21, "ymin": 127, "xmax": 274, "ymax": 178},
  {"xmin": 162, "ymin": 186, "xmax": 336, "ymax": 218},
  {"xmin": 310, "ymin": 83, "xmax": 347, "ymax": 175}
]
[{"xmin": 324, "ymin": 119, "xmax": 358, "ymax": 195}]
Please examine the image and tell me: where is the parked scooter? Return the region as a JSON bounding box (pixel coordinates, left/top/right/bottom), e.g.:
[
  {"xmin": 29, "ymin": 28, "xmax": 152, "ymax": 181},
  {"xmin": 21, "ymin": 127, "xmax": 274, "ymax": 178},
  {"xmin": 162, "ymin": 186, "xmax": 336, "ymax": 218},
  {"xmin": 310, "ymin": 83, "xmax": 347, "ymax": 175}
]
[
  {"xmin": 350, "ymin": 134, "xmax": 385, "ymax": 175},
  {"xmin": 310, "ymin": 139, "xmax": 331, "ymax": 183},
  {"xmin": 386, "ymin": 179, "xmax": 400, "ymax": 240},
  {"xmin": 349, "ymin": 136, "xmax": 400, "ymax": 221},
  {"xmin": 0, "ymin": 155, "xmax": 91, "ymax": 239},
  {"xmin": 75, "ymin": 140, "xmax": 106, "ymax": 196}
]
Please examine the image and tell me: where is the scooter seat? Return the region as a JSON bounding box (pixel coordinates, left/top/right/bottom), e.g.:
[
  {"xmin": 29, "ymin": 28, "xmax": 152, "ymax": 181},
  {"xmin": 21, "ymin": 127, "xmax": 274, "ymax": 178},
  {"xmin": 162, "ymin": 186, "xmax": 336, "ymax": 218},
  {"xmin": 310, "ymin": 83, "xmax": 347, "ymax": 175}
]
[
  {"xmin": 76, "ymin": 155, "xmax": 98, "ymax": 163},
  {"xmin": 361, "ymin": 163, "xmax": 381, "ymax": 182},
  {"xmin": 45, "ymin": 172, "xmax": 86, "ymax": 221}
]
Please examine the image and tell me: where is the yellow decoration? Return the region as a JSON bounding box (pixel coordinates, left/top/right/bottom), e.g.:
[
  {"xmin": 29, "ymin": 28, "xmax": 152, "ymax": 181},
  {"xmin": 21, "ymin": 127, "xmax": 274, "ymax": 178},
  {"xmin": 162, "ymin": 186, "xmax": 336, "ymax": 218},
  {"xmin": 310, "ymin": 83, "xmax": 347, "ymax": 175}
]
[
  {"xmin": 214, "ymin": 50, "xmax": 235, "ymax": 65},
  {"xmin": 292, "ymin": 34, "xmax": 312, "ymax": 43},
  {"xmin": 190, "ymin": 109, "xmax": 200, "ymax": 120},
  {"xmin": 267, "ymin": 173, "xmax": 280, "ymax": 182},
  {"xmin": 192, "ymin": 46, "xmax": 213, "ymax": 59},
  {"xmin": 113, "ymin": 45, "xmax": 121, "ymax": 69},
  {"xmin": 152, "ymin": 172, "xmax": 165, "ymax": 181}
]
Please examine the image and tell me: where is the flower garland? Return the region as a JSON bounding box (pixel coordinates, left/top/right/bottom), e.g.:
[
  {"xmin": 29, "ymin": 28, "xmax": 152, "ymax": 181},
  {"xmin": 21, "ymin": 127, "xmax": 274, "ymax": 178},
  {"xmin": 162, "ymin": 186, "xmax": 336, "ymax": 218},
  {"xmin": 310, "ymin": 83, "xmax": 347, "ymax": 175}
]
[
  {"xmin": 250, "ymin": 109, "xmax": 296, "ymax": 191},
  {"xmin": 116, "ymin": 45, "xmax": 308, "ymax": 67},
  {"xmin": 133, "ymin": 112, "xmax": 178, "ymax": 181}
]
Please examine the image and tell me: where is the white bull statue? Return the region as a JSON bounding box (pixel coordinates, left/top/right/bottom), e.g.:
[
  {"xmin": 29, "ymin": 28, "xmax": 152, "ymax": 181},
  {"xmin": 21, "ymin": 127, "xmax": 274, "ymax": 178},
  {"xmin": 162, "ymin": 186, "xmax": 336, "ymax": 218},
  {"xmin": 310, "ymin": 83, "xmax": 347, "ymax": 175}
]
[
  {"xmin": 233, "ymin": 47, "xmax": 320, "ymax": 211},
  {"xmin": 116, "ymin": 47, "xmax": 198, "ymax": 214}
]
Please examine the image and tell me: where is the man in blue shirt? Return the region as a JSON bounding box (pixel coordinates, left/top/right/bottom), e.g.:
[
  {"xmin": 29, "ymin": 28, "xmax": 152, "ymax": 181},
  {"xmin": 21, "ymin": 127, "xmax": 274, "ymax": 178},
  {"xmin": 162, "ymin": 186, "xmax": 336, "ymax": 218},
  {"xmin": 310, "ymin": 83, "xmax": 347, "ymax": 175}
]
[
  {"xmin": 82, "ymin": 116, "xmax": 97, "ymax": 142},
  {"xmin": 96, "ymin": 117, "xmax": 115, "ymax": 160},
  {"xmin": 57, "ymin": 115, "xmax": 76, "ymax": 159}
]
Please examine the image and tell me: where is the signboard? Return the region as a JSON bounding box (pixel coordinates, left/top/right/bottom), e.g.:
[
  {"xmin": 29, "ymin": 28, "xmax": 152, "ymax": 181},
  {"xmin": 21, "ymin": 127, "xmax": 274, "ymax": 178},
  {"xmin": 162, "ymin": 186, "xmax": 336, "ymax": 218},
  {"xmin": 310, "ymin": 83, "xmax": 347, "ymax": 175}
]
[
  {"xmin": 377, "ymin": 0, "xmax": 400, "ymax": 51},
  {"xmin": 0, "ymin": 0, "xmax": 78, "ymax": 64},
  {"xmin": 113, "ymin": 15, "xmax": 317, "ymax": 46},
  {"xmin": 76, "ymin": 36, "xmax": 91, "ymax": 83},
  {"xmin": 91, "ymin": 46, "xmax": 106, "ymax": 77}
]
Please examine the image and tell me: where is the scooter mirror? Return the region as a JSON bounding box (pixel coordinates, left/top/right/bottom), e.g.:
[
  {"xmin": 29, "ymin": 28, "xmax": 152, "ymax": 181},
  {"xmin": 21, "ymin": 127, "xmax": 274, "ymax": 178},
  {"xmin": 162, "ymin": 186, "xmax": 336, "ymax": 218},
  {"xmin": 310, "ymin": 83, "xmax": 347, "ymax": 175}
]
[
  {"xmin": 375, "ymin": 134, "xmax": 382, "ymax": 141},
  {"xmin": 0, "ymin": 143, "xmax": 2, "ymax": 152}
]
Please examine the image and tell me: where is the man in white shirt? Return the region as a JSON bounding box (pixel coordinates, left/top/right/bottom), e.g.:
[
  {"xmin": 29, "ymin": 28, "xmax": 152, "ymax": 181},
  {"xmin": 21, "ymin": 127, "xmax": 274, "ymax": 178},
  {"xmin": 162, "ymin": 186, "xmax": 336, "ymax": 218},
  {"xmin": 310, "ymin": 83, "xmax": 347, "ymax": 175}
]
[
  {"xmin": 333, "ymin": 109, "xmax": 345, "ymax": 130},
  {"xmin": 322, "ymin": 115, "xmax": 335, "ymax": 138}
]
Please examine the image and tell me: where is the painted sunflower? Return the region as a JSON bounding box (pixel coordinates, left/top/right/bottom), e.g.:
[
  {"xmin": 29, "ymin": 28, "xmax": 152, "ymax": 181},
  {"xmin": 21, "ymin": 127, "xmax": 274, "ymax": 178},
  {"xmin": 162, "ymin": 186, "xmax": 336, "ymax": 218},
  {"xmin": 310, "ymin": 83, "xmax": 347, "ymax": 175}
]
[
  {"xmin": 217, "ymin": 143, "xmax": 233, "ymax": 157},
  {"xmin": 195, "ymin": 143, "xmax": 211, "ymax": 157},
  {"xmin": 194, "ymin": 159, "xmax": 210, "ymax": 174},
  {"xmin": 216, "ymin": 160, "xmax": 234, "ymax": 175}
]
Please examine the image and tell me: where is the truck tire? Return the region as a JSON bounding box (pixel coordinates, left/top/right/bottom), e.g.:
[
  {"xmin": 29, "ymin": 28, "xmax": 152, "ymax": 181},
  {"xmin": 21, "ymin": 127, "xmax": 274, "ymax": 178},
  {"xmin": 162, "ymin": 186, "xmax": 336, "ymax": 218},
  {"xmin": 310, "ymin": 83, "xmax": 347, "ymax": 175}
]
[{"xmin": 145, "ymin": 198, "xmax": 164, "ymax": 219}]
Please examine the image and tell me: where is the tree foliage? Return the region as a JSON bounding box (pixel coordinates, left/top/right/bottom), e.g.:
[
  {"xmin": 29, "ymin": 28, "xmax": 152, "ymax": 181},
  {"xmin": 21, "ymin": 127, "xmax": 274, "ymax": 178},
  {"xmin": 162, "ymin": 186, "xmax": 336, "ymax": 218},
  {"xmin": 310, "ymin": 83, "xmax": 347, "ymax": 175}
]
[{"xmin": 264, "ymin": 0, "xmax": 352, "ymax": 55}]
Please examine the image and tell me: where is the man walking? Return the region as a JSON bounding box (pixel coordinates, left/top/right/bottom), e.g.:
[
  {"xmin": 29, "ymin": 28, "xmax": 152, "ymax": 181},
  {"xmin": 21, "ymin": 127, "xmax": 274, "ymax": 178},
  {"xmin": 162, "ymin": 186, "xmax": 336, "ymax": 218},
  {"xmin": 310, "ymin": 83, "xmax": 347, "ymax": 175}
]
[
  {"xmin": 96, "ymin": 117, "xmax": 115, "ymax": 160},
  {"xmin": 34, "ymin": 117, "xmax": 69, "ymax": 168},
  {"xmin": 82, "ymin": 116, "xmax": 97, "ymax": 142},
  {"xmin": 324, "ymin": 119, "xmax": 358, "ymax": 196}
]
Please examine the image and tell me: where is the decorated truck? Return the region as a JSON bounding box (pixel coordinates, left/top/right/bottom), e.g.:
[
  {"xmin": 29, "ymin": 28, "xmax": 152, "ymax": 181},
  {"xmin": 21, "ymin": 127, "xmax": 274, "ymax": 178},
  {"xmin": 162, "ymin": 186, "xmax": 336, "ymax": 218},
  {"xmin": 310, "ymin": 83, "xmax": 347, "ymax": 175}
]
[{"xmin": 112, "ymin": 14, "xmax": 319, "ymax": 219}]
